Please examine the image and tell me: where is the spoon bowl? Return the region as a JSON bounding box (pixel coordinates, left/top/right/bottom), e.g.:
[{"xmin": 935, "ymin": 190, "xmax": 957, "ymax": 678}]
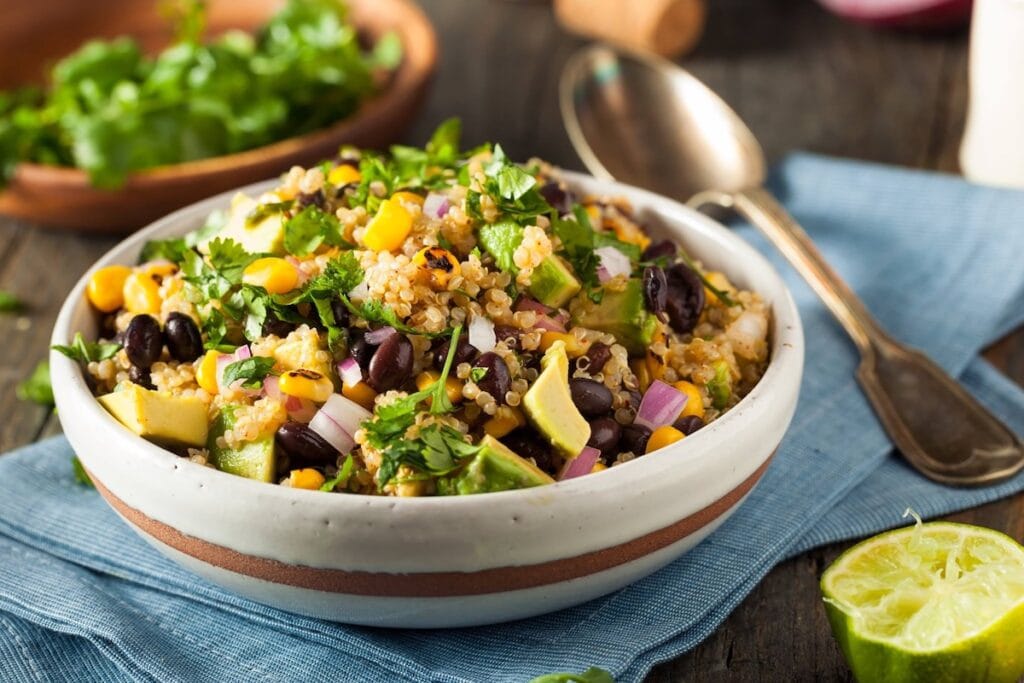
[{"xmin": 561, "ymin": 44, "xmax": 1024, "ymax": 486}]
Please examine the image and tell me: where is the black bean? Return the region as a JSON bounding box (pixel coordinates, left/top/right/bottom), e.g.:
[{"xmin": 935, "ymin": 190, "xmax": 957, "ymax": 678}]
[
  {"xmin": 473, "ymin": 352, "xmax": 511, "ymax": 404},
  {"xmin": 100, "ymin": 313, "xmax": 119, "ymax": 338},
  {"xmin": 275, "ymin": 421, "xmax": 337, "ymax": 463},
  {"xmin": 625, "ymin": 389, "xmax": 643, "ymax": 413},
  {"xmin": 330, "ymin": 298, "xmax": 350, "ymax": 329},
  {"xmin": 367, "ymin": 333, "xmax": 414, "ymax": 392},
  {"xmin": 296, "ymin": 189, "xmax": 326, "ymax": 210},
  {"xmin": 349, "ymin": 335, "xmax": 375, "ymax": 373},
  {"xmin": 493, "ymin": 324, "xmax": 521, "ymax": 350},
  {"xmin": 432, "ymin": 337, "xmax": 478, "ymax": 369},
  {"xmin": 502, "ymin": 429, "xmax": 554, "ymax": 473},
  {"xmin": 262, "ymin": 315, "xmax": 295, "ymax": 338},
  {"xmin": 569, "ymin": 378, "xmax": 614, "ymax": 417},
  {"xmin": 124, "ymin": 314, "xmax": 163, "ymax": 369},
  {"xmin": 674, "ymin": 415, "xmax": 705, "ymax": 435},
  {"xmin": 538, "ymin": 182, "xmax": 574, "ymax": 215},
  {"xmin": 620, "ymin": 424, "xmax": 652, "ymax": 455},
  {"xmin": 580, "ymin": 342, "xmax": 611, "ymax": 373},
  {"xmin": 588, "ymin": 416, "xmax": 622, "ymax": 461},
  {"xmin": 643, "ymin": 266, "xmax": 667, "ymax": 316},
  {"xmin": 128, "ymin": 365, "xmax": 155, "ymax": 390},
  {"xmin": 163, "ymin": 312, "xmax": 203, "ymax": 362},
  {"xmin": 664, "ymin": 263, "xmax": 706, "ymax": 333},
  {"xmin": 642, "ymin": 239, "xmax": 677, "ymax": 261}
]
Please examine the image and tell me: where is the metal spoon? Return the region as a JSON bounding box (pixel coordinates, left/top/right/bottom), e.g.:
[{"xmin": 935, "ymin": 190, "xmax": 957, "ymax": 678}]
[{"xmin": 560, "ymin": 44, "xmax": 1024, "ymax": 486}]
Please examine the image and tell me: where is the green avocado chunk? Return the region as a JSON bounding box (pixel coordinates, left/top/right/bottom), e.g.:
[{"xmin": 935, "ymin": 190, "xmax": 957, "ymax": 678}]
[
  {"xmin": 207, "ymin": 405, "xmax": 277, "ymax": 483},
  {"xmin": 522, "ymin": 341, "xmax": 591, "ymax": 457},
  {"xmin": 569, "ymin": 278, "xmax": 657, "ymax": 356},
  {"xmin": 478, "ymin": 220, "xmax": 581, "ymax": 308},
  {"xmin": 200, "ymin": 192, "xmax": 286, "ymax": 255},
  {"xmin": 441, "ymin": 436, "xmax": 554, "ymax": 495}
]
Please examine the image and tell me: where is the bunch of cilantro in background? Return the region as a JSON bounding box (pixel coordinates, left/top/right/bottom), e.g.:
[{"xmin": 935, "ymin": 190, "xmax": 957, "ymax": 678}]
[{"xmin": 0, "ymin": 0, "xmax": 401, "ymax": 188}]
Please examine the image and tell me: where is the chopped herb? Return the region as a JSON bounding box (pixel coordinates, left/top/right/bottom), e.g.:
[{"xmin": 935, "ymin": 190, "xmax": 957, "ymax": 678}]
[
  {"xmin": 17, "ymin": 360, "xmax": 53, "ymax": 406},
  {"xmin": 52, "ymin": 333, "xmax": 121, "ymax": 364},
  {"xmin": 320, "ymin": 454, "xmax": 355, "ymax": 492},
  {"xmin": 0, "ymin": 290, "xmax": 22, "ymax": 312},
  {"xmin": 207, "ymin": 237, "xmax": 258, "ymax": 285},
  {"xmin": 71, "ymin": 456, "xmax": 94, "ymax": 488},
  {"xmin": 283, "ymin": 205, "xmax": 344, "ymax": 256},
  {"xmin": 139, "ymin": 237, "xmax": 190, "ymax": 265},
  {"xmin": 529, "ymin": 667, "xmax": 615, "ymax": 683},
  {"xmin": 221, "ymin": 356, "xmax": 275, "ymax": 390},
  {"xmin": 245, "ymin": 200, "xmax": 293, "ymax": 228},
  {"xmin": 467, "ymin": 145, "xmax": 550, "ymax": 223},
  {"xmin": 469, "ymin": 366, "xmax": 488, "ymax": 383},
  {"xmin": 678, "ymin": 249, "xmax": 736, "ymax": 307}
]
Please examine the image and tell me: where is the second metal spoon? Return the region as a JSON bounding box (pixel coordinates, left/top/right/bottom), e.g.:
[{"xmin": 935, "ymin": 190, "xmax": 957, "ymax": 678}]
[{"xmin": 560, "ymin": 45, "xmax": 1024, "ymax": 485}]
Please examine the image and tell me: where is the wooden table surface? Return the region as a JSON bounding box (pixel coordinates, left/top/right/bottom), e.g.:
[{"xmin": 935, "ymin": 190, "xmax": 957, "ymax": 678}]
[{"xmin": 1, "ymin": 0, "xmax": 1021, "ymax": 680}]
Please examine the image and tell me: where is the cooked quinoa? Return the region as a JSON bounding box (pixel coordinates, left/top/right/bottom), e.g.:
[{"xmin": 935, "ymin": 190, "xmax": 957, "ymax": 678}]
[{"xmin": 59, "ymin": 119, "xmax": 771, "ymax": 496}]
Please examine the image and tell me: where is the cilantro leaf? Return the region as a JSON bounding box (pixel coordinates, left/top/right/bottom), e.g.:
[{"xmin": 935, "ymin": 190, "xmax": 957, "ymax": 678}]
[
  {"xmin": 207, "ymin": 238, "xmax": 257, "ymax": 285},
  {"xmin": 529, "ymin": 667, "xmax": 615, "ymax": 683},
  {"xmin": 320, "ymin": 454, "xmax": 355, "ymax": 492},
  {"xmin": 52, "ymin": 333, "xmax": 121, "ymax": 364},
  {"xmin": 139, "ymin": 237, "xmax": 190, "ymax": 265},
  {"xmin": 17, "ymin": 360, "xmax": 53, "ymax": 406},
  {"xmin": 283, "ymin": 205, "xmax": 344, "ymax": 256},
  {"xmin": 221, "ymin": 356, "xmax": 275, "ymax": 389},
  {"xmin": 469, "ymin": 366, "xmax": 488, "ymax": 383}
]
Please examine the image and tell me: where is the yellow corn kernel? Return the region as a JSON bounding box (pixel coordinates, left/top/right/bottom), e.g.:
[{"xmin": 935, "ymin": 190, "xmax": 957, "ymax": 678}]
[
  {"xmin": 196, "ymin": 350, "xmax": 221, "ymax": 394},
  {"xmin": 673, "ymin": 380, "xmax": 706, "ymax": 419},
  {"xmin": 412, "ymin": 247, "xmax": 461, "ymax": 290},
  {"xmin": 396, "ymin": 479, "xmax": 429, "ymax": 497},
  {"xmin": 391, "ymin": 190, "xmax": 425, "ymax": 207},
  {"xmin": 327, "ymin": 164, "xmax": 361, "ymax": 186},
  {"xmin": 122, "ymin": 272, "xmax": 162, "ymax": 315},
  {"xmin": 590, "ymin": 461, "xmax": 608, "ymax": 473},
  {"xmin": 141, "ymin": 261, "xmax": 178, "ymax": 278},
  {"xmin": 645, "ymin": 324, "xmax": 667, "ymax": 380},
  {"xmin": 279, "ymin": 369, "xmax": 334, "ymax": 403},
  {"xmin": 362, "ymin": 198, "xmax": 413, "ymax": 252},
  {"xmin": 646, "ymin": 425, "xmax": 685, "ymax": 453},
  {"xmin": 242, "ymin": 258, "xmax": 300, "ymax": 294},
  {"xmin": 584, "ymin": 205, "xmax": 601, "ymax": 223},
  {"xmin": 289, "ymin": 468, "xmax": 326, "ymax": 490},
  {"xmin": 703, "ymin": 271, "xmax": 735, "ymax": 305},
  {"xmin": 630, "ymin": 358, "xmax": 652, "ymax": 393},
  {"xmin": 86, "ymin": 265, "xmax": 132, "ymax": 313},
  {"xmin": 609, "ymin": 215, "xmax": 651, "ymax": 250},
  {"xmin": 483, "ymin": 407, "xmax": 526, "ymax": 438},
  {"xmin": 341, "ymin": 380, "xmax": 377, "ymax": 410},
  {"xmin": 539, "ymin": 331, "xmax": 589, "ymax": 356},
  {"xmin": 416, "ymin": 370, "xmax": 463, "ymax": 404}
]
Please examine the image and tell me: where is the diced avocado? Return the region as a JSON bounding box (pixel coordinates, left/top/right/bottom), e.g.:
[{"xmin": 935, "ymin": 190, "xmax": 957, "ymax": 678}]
[
  {"xmin": 99, "ymin": 384, "xmax": 208, "ymax": 447},
  {"xmin": 478, "ymin": 221, "xmax": 581, "ymax": 308},
  {"xmin": 570, "ymin": 278, "xmax": 657, "ymax": 356},
  {"xmin": 440, "ymin": 436, "xmax": 554, "ymax": 495},
  {"xmin": 707, "ymin": 360, "xmax": 732, "ymax": 409},
  {"xmin": 522, "ymin": 341, "xmax": 591, "ymax": 457},
  {"xmin": 206, "ymin": 405, "xmax": 277, "ymax": 483},
  {"xmin": 199, "ymin": 192, "xmax": 285, "ymax": 255},
  {"xmin": 529, "ymin": 255, "xmax": 581, "ymax": 308}
]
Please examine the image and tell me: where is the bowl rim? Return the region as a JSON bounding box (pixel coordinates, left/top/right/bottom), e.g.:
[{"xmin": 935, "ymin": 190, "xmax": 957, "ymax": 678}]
[
  {"xmin": 5, "ymin": 0, "xmax": 437, "ymax": 188},
  {"xmin": 51, "ymin": 170, "xmax": 804, "ymax": 511}
]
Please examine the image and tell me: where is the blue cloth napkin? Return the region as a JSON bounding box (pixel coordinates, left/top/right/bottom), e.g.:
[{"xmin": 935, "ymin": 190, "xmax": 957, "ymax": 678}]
[{"xmin": 1, "ymin": 154, "xmax": 1023, "ymax": 683}]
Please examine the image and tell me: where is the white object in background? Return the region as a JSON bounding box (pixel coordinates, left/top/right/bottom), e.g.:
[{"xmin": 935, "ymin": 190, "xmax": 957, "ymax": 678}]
[{"xmin": 960, "ymin": 0, "xmax": 1024, "ymax": 188}]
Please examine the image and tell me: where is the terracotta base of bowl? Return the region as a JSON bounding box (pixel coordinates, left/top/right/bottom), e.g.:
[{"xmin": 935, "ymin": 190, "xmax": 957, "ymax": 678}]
[{"xmin": 89, "ymin": 455, "xmax": 772, "ymax": 626}]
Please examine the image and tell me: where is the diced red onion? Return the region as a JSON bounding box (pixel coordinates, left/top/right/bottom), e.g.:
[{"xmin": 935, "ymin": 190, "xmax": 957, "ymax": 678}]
[
  {"xmin": 468, "ymin": 315, "xmax": 497, "ymax": 354},
  {"xmin": 234, "ymin": 345, "xmax": 252, "ymax": 361},
  {"xmin": 559, "ymin": 446, "xmax": 602, "ymax": 481},
  {"xmin": 287, "ymin": 397, "xmax": 318, "ymax": 423},
  {"xmin": 553, "ymin": 309, "xmax": 570, "ymax": 326},
  {"xmin": 309, "ymin": 410, "xmax": 355, "ymax": 455},
  {"xmin": 215, "ymin": 354, "xmax": 233, "ymax": 390},
  {"xmin": 423, "ymin": 192, "xmax": 451, "ymax": 218},
  {"xmin": 515, "ymin": 297, "xmax": 549, "ymax": 315},
  {"xmin": 594, "ymin": 246, "xmax": 631, "ymax": 283},
  {"xmin": 532, "ymin": 315, "xmax": 567, "ymax": 333},
  {"xmin": 515, "ymin": 297, "xmax": 567, "ymax": 332},
  {"xmin": 262, "ymin": 374, "xmax": 282, "ymax": 400},
  {"xmin": 634, "ymin": 380, "xmax": 689, "ymax": 430},
  {"xmin": 364, "ymin": 326, "xmax": 397, "ymax": 345},
  {"xmin": 319, "ymin": 394, "xmax": 372, "ymax": 440},
  {"xmin": 815, "ymin": 0, "xmax": 971, "ymax": 29},
  {"xmin": 337, "ymin": 358, "xmax": 363, "ymax": 387}
]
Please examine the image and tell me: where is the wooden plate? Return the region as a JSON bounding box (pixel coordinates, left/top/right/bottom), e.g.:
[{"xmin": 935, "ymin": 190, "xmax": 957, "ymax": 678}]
[{"xmin": 0, "ymin": 0, "xmax": 437, "ymax": 233}]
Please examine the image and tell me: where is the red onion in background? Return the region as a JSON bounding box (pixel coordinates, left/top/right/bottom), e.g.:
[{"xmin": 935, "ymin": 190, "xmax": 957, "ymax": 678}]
[{"xmin": 815, "ymin": 0, "xmax": 972, "ymax": 30}]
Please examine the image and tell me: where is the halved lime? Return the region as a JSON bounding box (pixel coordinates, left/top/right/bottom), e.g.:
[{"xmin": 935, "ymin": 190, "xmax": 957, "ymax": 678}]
[{"xmin": 821, "ymin": 520, "xmax": 1024, "ymax": 683}]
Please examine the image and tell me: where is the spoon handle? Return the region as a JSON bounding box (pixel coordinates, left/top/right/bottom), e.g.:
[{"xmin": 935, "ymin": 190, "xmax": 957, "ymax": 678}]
[{"xmin": 690, "ymin": 187, "xmax": 1024, "ymax": 485}]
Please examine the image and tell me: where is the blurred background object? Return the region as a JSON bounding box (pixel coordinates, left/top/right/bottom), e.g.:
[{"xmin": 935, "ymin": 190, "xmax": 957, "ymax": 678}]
[
  {"xmin": 815, "ymin": 0, "xmax": 972, "ymax": 29},
  {"xmin": 554, "ymin": 0, "xmax": 706, "ymax": 58},
  {"xmin": 960, "ymin": 0, "xmax": 1024, "ymax": 188}
]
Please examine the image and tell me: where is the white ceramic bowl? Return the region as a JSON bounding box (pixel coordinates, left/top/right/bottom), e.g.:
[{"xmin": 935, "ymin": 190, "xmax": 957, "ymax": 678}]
[{"xmin": 51, "ymin": 172, "xmax": 804, "ymax": 628}]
